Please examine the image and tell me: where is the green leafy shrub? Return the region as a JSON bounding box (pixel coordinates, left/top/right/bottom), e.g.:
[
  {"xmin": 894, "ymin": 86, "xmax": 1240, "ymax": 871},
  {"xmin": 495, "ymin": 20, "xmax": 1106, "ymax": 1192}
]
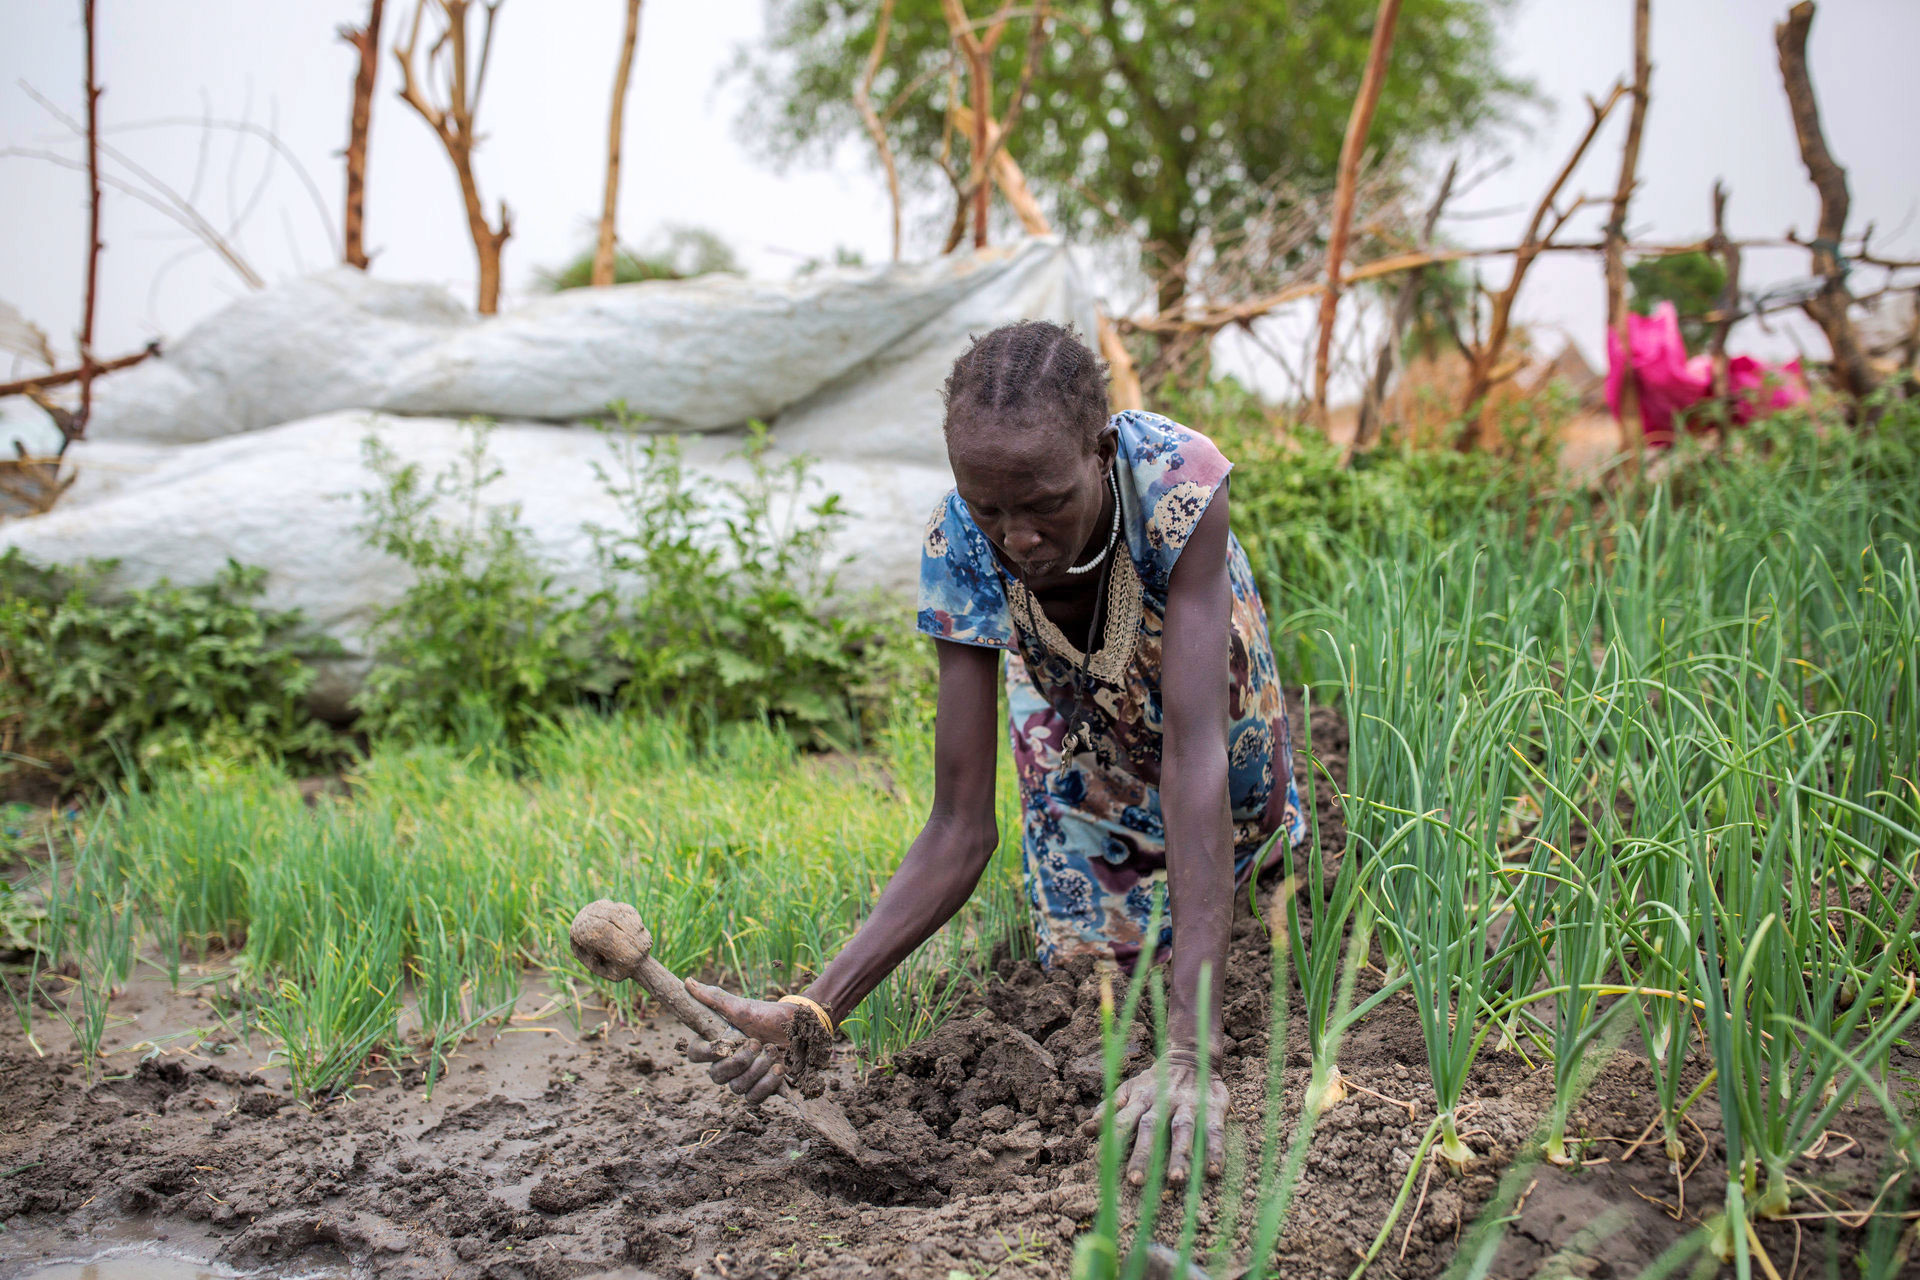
[
  {"xmin": 590, "ymin": 411, "xmax": 925, "ymax": 745},
  {"xmin": 0, "ymin": 551, "xmax": 338, "ymax": 783},
  {"xmin": 353, "ymin": 426, "xmax": 614, "ymax": 747},
  {"xmin": 353, "ymin": 416, "xmax": 924, "ymax": 751},
  {"xmin": 535, "ymin": 224, "xmax": 740, "ymax": 291},
  {"xmin": 1164, "ymin": 378, "xmax": 1554, "ymax": 610}
]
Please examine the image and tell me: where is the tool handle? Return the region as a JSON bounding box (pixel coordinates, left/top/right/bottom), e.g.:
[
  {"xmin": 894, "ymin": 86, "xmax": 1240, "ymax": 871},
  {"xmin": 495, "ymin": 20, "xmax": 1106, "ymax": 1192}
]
[
  {"xmin": 633, "ymin": 954, "xmax": 736, "ymax": 1046},
  {"xmin": 636, "ymin": 954, "xmax": 805, "ymax": 1108}
]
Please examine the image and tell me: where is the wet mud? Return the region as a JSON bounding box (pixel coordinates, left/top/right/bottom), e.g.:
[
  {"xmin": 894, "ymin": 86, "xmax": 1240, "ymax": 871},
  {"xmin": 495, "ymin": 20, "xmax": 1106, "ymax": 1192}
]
[{"xmin": 2, "ymin": 699, "xmax": 1910, "ymax": 1279}]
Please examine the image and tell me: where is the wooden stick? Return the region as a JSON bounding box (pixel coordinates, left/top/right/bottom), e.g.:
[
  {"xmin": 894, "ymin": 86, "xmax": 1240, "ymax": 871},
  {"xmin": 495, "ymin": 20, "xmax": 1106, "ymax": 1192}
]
[
  {"xmin": 591, "ymin": 0, "xmax": 643, "ymax": 287},
  {"xmin": 1310, "ymin": 0, "xmax": 1402, "ymax": 429},
  {"xmin": 1774, "ymin": 1, "xmax": 1877, "ymax": 400},
  {"xmin": 395, "ymin": 0, "xmax": 512, "ymax": 313},
  {"xmin": 1604, "ymin": 0, "xmax": 1651, "ymax": 459},
  {"xmin": 339, "ymin": 0, "xmax": 385, "ymax": 270},
  {"xmin": 1452, "ymin": 81, "xmax": 1626, "ymax": 448},
  {"xmin": 0, "ymin": 342, "xmax": 160, "ymax": 400},
  {"xmin": 1706, "ymin": 180, "xmax": 1740, "ymax": 404},
  {"xmin": 940, "ymin": 0, "xmax": 1048, "ymax": 254},
  {"xmin": 67, "ymin": 0, "xmax": 103, "ymax": 452},
  {"xmin": 1347, "ymin": 157, "xmax": 1455, "ymax": 465}
]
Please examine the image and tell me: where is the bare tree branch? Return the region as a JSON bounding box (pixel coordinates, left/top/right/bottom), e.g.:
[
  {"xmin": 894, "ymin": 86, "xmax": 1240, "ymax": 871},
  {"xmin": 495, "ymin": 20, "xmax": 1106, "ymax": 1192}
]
[
  {"xmin": 0, "ymin": 341, "xmax": 160, "ymax": 400},
  {"xmin": 394, "ymin": 0, "xmax": 512, "ymax": 314},
  {"xmin": 1311, "ymin": 0, "xmax": 1402, "ymax": 428},
  {"xmin": 19, "ymin": 83, "xmax": 265, "ymax": 289},
  {"xmin": 0, "ymin": 146, "xmax": 266, "ymax": 290},
  {"xmin": 1706, "ymin": 180, "xmax": 1740, "ymax": 406},
  {"xmin": 339, "ymin": 0, "xmax": 385, "ymax": 269},
  {"xmin": 592, "ymin": 0, "xmax": 643, "ymax": 287},
  {"xmin": 1603, "ymin": 0, "xmax": 1651, "ymax": 458},
  {"xmin": 1774, "ymin": 0, "xmax": 1877, "ymax": 400},
  {"xmin": 68, "ymin": 0, "xmax": 103, "ymax": 450},
  {"xmin": 103, "ymin": 117, "xmax": 339, "ymax": 260},
  {"xmin": 1348, "ymin": 157, "xmax": 1455, "ymax": 464},
  {"xmin": 1454, "ymin": 81, "xmax": 1626, "ymax": 448}
]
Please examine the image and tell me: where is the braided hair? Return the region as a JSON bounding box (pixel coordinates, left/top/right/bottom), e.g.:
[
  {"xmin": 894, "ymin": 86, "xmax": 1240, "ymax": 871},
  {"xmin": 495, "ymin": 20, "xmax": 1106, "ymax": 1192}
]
[{"xmin": 940, "ymin": 320, "xmax": 1111, "ymax": 451}]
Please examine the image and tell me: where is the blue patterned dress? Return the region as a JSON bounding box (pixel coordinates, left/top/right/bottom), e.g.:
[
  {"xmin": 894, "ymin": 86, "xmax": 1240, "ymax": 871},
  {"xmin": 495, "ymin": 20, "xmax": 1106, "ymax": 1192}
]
[{"xmin": 917, "ymin": 410, "xmax": 1306, "ymax": 966}]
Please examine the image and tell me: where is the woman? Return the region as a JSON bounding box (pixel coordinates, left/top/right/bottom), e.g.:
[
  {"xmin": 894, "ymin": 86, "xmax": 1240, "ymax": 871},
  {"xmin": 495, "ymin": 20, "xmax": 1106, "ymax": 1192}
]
[{"xmin": 684, "ymin": 320, "xmax": 1304, "ymax": 1186}]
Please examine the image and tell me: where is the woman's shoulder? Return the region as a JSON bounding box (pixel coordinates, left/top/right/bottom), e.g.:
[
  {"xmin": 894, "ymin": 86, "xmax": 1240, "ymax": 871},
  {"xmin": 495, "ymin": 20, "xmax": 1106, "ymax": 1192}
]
[
  {"xmin": 1113, "ymin": 411, "xmax": 1234, "ymax": 583},
  {"xmin": 922, "ymin": 487, "xmax": 992, "ymax": 562},
  {"xmin": 1111, "ymin": 410, "xmax": 1233, "ymax": 489},
  {"xmin": 917, "ymin": 488, "xmax": 1014, "ymax": 650}
]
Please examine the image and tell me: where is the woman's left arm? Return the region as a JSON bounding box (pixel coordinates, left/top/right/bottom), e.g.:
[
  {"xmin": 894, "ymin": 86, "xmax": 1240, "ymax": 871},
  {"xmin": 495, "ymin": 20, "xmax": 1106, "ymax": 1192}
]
[
  {"xmin": 1159, "ymin": 477, "xmax": 1236, "ymax": 1063},
  {"xmin": 1092, "ymin": 478, "xmax": 1234, "ymax": 1186}
]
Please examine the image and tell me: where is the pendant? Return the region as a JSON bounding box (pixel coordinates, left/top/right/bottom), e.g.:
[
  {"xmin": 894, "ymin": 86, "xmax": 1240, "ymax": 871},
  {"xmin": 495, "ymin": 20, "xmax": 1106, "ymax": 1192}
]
[{"xmin": 1061, "ymin": 713, "xmax": 1096, "ymax": 758}]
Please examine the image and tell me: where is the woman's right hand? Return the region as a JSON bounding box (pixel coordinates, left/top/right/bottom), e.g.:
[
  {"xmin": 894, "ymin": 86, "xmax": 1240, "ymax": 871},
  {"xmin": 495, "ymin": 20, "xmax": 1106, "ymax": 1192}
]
[{"xmin": 683, "ymin": 978, "xmax": 801, "ymax": 1105}]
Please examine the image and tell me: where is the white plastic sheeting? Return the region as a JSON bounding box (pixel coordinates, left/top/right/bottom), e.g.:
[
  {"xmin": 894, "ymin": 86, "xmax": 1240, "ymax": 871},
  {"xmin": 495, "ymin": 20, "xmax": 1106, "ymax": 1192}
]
[
  {"xmin": 78, "ymin": 238, "xmax": 1098, "ymax": 443},
  {"xmin": 2, "ymin": 240, "xmax": 1100, "ymax": 708},
  {"xmin": 2, "ymin": 413, "xmax": 954, "ymax": 713}
]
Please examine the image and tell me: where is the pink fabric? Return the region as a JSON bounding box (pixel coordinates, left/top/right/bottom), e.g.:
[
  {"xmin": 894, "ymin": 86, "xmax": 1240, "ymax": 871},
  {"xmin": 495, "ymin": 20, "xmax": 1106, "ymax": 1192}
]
[{"xmin": 1605, "ymin": 301, "xmax": 1809, "ymax": 445}]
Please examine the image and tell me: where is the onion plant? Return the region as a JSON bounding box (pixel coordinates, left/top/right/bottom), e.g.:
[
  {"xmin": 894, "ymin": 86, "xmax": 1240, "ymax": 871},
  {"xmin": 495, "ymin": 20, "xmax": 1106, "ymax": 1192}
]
[
  {"xmin": 1073, "ymin": 902, "xmax": 1161, "ymax": 1280},
  {"xmin": 1679, "ymin": 593, "xmax": 1920, "ymax": 1260},
  {"xmin": 1497, "ymin": 784, "xmax": 1619, "ymax": 1165},
  {"xmin": 1270, "ymin": 689, "xmax": 1404, "ymax": 1112},
  {"xmin": 1356, "ymin": 554, "xmax": 1533, "ymax": 1170},
  {"xmin": 260, "ymin": 913, "xmax": 403, "ymax": 1100}
]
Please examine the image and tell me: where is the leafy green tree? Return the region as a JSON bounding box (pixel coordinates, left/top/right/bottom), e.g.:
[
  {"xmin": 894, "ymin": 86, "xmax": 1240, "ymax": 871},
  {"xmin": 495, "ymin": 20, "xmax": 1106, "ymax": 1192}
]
[
  {"xmin": 1628, "ymin": 251, "xmax": 1727, "ymax": 353},
  {"xmin": 740, "ymin": 0, "xmax": 1528, "ymax": 307}
]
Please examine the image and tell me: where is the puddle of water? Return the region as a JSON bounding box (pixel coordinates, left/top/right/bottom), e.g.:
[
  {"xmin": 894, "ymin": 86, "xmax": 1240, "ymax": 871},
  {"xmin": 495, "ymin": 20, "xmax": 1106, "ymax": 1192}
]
[
  {"xmin": 6, "ymin": 1245, "xmax": 343, "ymax": 1280},
  {"xmin": 13, "ymin": 1257, "xmax": 230, "ymax": 1280}
]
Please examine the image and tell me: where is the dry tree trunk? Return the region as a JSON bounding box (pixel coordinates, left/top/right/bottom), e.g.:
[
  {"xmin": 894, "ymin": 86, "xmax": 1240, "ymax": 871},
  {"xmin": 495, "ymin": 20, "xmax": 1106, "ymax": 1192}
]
[
  {"xmin": 68, "ymin": 0, "xmax": 104, "ymax": 452},
  {"xmin": 1774, "ymin": 1, "xmax": 1877, "ymax": 401},
  {"xmin": 951, "ymin": 104, "xmax": 1048, "ymax": 239},
  {"xmin": 1706, "ymin": 180, "xmax": 1740, "ymax": 406},
  {"xmin": 1604, "ymin": 0, "xmax": 1651, "ymax": 458},
  {"xmin": 855, "ymin": 0, "xmax": 903, "ymax": 261},
  {"xmin": 339, "ymin": 0, "xmax": 385, "ymax": 270},
  {"xmin": 1899, "ymin": 289, "xmax": 1920, "ymax": 375},
  {"xmin": 1310, "ymin": 0, "xmax": 1402, "ymax": 428},
  {"xmin": 938, "ymin": 0, "xmax": 998, "ymax": 250},
  {"xmin": 947, "ymin": 98, "xmax": 1142, "ymax": 409},
  {"xmin": 395, "ymin": 0, "xmax": 512, "ymax": 315},
  {"xmin": 967, "ymin": 17, "xmax": 992, "ymax": 249},
  {"xmin": 592, "ymin": 0, "xmax": 643, "ymax": 288},
  {"xmin": 939, "ymin": 0, "xmax": 1047, "ymax": 254},
  {"xmin": 1347, "ymin": 157, "xmax": 1455, "ymax": 465},
  {"xmin": 1454, "ymin": 83, "xmax": 1625, "ymax": 450}
]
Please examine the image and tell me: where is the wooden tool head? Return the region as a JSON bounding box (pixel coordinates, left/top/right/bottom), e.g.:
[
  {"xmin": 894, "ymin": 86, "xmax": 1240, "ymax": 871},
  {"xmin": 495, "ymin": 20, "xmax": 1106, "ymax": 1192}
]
[{"xmin": 569, "ymin": 898, "xmax": 654, "ymax": 983}]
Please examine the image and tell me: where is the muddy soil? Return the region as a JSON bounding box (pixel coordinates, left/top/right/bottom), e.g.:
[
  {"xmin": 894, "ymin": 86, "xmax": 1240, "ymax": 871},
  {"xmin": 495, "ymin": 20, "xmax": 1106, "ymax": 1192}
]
[{"xmin": 2, "ymin": 701, "xmax": 1912, "ymax": 1280}]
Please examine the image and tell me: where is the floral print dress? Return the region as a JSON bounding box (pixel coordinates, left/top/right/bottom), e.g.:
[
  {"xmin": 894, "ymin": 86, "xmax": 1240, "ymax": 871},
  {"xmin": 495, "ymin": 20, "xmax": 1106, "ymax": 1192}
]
[{"xmin": 917, "ymin": 410, "xmax": 1305, "ymax": 966}]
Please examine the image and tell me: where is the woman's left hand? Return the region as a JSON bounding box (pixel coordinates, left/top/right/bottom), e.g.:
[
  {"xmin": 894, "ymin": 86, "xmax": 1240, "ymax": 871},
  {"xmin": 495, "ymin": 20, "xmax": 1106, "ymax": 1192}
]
[{"xmin": 1080, "ymin": 1050, "xmax": 1228, "ymax": 1185}]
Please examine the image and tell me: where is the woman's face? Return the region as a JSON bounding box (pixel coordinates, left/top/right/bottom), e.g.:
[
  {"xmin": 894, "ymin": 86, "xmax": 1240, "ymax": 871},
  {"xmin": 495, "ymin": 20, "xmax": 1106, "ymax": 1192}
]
[{"xmin": 949, "ymin": 419, "xmax": 1118, "ymax": 586}]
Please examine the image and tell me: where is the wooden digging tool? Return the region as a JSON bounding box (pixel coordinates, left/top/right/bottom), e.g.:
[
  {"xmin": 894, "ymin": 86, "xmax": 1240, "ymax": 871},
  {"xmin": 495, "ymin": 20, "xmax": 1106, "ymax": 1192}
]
[{"xmin": 568, "ymin": 898, "xmax": 879, "ymax": 1169}]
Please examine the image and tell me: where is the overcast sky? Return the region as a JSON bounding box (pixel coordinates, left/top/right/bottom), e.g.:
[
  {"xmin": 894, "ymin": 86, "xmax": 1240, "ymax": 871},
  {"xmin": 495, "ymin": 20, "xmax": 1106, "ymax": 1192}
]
[{"xmin": 3, "ymin": 0, "xmax": 1916, "ymax": 408}]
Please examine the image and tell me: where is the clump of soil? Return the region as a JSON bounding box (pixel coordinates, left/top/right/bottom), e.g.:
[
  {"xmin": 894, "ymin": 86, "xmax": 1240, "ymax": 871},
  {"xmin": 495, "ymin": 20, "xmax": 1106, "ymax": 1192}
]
[{"xmin": 0, "ymin": 696, "xmax": 1908, "ymax": 1279}]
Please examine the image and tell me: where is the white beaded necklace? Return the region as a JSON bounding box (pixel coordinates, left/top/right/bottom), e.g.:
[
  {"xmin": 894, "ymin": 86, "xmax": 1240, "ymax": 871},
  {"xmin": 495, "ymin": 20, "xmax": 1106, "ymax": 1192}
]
[{"xmin": 1063, "ymin": 466, "xmax": 1121, "ymax": 576}]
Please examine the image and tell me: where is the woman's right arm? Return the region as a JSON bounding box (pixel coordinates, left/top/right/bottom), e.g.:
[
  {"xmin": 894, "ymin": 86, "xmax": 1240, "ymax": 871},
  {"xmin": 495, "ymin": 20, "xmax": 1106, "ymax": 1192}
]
[
  {"xmin": 802, "ymin": 637, "xmax": 1003, "ymax": 1018},
  {"xmin": 686, "ymin": 638, "xmax": 1004, "ymax": 1096}
]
